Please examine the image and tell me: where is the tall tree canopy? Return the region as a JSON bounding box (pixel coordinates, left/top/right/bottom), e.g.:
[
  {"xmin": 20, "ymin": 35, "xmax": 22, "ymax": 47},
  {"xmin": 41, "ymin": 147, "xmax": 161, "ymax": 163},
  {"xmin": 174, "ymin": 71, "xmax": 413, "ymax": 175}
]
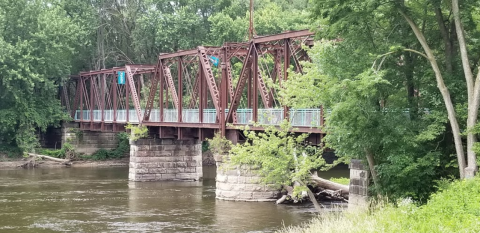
[
  {"xmin": 278, "ymin": 0, "xmax": 480, "ymax": 199},
  {"xmin": 0, "ymin": 0, "xmax": 87, "ymax": 151}
]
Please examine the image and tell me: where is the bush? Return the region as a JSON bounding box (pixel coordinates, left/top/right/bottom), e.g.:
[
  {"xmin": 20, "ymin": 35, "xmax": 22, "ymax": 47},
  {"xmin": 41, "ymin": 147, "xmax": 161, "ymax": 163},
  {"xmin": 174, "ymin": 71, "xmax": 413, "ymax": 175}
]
[
  {"xmin": 279, "ymin": 176, "xmax": 480, "ymax": 233},
  {"xmin": 90, "ymin": 133, "xmax": 129, "ymax": 160}
]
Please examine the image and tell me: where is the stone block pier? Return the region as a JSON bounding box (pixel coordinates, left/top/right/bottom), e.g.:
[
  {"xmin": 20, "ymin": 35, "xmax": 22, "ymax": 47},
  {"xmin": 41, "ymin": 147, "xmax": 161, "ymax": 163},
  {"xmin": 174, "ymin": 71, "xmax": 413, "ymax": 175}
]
[{"xmin": 128, "ymin": 138, "xmax": 202, "ymax": 181}]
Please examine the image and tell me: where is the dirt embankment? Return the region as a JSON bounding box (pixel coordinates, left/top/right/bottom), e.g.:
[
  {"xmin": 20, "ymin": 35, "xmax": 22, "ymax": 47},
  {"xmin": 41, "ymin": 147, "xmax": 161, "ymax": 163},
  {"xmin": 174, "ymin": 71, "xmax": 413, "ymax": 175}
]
[{"xmin": 0, "ymin": 157, "xmax": 129, "ymax": 168}]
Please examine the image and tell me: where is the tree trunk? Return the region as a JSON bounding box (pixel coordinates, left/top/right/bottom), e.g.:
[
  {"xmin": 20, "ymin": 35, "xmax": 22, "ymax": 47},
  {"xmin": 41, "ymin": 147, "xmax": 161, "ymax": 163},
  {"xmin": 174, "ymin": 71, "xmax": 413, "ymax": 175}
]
[
  {"xmin": 28, "ymin": 153, "xmax": 71, "ymax": 164},
  {"xmin": 365, "ymin": 148, "xmax": 379, "ymax": 189},
  {"xmin": 400, "ymin": 10, "xmax": 467, "ymax": 178},
  {"xmin": 452, "ymin": 0, "xmax": 479, "ymax": 178},
  {"xmin": 310, "ymin": 174, "xmax": 349, "ymax": 194}
]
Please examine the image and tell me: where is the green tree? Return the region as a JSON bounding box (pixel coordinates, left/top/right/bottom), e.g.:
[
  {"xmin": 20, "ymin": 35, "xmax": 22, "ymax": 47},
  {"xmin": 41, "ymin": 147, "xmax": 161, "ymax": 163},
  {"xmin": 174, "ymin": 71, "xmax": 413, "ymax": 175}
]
[
  {"xmin": 228, "ymin": 122, "xmax": 328, "ymax": 211},
  {"xmin": 0, "ymin": 0, "xmax": 87, "ymax": 152}
]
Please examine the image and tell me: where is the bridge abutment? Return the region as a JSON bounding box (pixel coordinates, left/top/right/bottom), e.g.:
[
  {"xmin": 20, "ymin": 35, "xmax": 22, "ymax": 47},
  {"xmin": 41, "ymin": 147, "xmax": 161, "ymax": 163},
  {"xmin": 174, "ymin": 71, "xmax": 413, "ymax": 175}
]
[
  {"xmin": 61, "ymin": 122, "xmax": 119, "ymax": 155},
  {"xmin": 214, "ymin": 154, "xmax": 281, "ymax": 202},
  {"xmin": 129, "ymin": 138, "xmax": 202, "ymax": 181}
]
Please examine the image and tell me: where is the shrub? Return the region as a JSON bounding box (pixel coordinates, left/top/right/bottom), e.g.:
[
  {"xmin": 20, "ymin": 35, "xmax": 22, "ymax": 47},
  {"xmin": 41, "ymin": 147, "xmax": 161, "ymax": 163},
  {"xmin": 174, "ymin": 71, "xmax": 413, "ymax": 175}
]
[
  {"xmin": 279, "ymin": 176, "xmax": 480, "ymax": 233},
  {"xmin": 90, "ymin": 132, "xmax": 129, "ymax": 160}
]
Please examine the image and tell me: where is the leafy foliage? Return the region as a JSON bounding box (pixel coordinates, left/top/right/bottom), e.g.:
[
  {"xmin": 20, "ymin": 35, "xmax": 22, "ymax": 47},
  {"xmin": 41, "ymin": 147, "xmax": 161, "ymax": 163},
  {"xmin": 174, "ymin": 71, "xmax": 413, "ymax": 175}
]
[
  {"xmin": 90, "ymin": 133, "xmax": 129, "ymax": 160},
  {"xmin": 206, "ymin": 133, "xmax": 232, "ymax": 155},
  {"xmin": 125, "ymin": 124, "xmax": 148, "ymax": 141},
  {"xmin": 228, "ymin": 121, "xmax": 327, "ymax": 193},
  {"xmin": 0, "ymin": 0, "xmax": 87, "ymax": 152},
  {"xmin": 280, "ymin": 176, "xmax": 480, "ymax": 233},
  {"xmin": 37, "ymin": 143, "xmax": 75, "ymax": 159}
]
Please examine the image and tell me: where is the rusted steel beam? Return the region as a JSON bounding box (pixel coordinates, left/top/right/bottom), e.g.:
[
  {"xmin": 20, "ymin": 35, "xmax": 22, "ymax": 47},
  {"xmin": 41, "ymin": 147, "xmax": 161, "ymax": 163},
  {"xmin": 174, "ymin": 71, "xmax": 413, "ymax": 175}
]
[
  {"xmin": 226, "ymin": 42, "xmax": 255, "ymax": 123},
  {"xmin": 198, "ymin": 46, "xmax": 220, "ymax": 113},
  {"xmin": 126, "ymin": 72, "xmax": 130, "ymax": 123},
  {"xmin": 90, "ymin": 77, "xmax": 94, "ymax": 129},
  {"xmin": 143, "ymin": 60, "xmax": 161, "ymax": 122},
  {"xmin": 252, "ymin": 29, "xmax": 314, "ymax": 43},
  {"xmin": 126, "ymin": 65, "xmax": 143, "ymax": 123},
  {"xmin": 101, "ymin": 73, "xmax": 106, "ymax": 131},
  {"xmin": 79, "ymin": 66, "xmax": 154, "ymax": 77},
  {"xmin": 113, "ymin": 72, "xmax": 117, "ymax": 123},
  {"xmin": 220, "ymin": 48, "xmax": 228, "ymax": 137},
  {"xmin": 79, "ymin": 77, "xmax": 84, "ymax": 122},
  {"xmin": 71, "ymin": 79, "xmax": 81, "ymax": 118},
  {"xmin": 159, "ymin": 49, "xmax": 197, "ymax": 59},
  {"xmin": 283, "ymin": 39, "xmax": 290, "ymax": 119},
  {"xmin": 252, "ymin": 44, "xmax": 259, "ymax": 122},
  {"xmin": 159, "ymin": 61, "xmax": 164, "ymax": 122},
  {"xmin": 142, "ymin": 122, "xmax": 220, "ymax": 129},
  {"xmin": 178, "ymin": 57, "xmax": 183, "ymax": 123},
  {"xmin": 162, "ymin": 65, "xmax": 179, "ymax": 109},
  {"xmin": 257, "ymin": 69, "xmax": 271, "ymax": 108}
]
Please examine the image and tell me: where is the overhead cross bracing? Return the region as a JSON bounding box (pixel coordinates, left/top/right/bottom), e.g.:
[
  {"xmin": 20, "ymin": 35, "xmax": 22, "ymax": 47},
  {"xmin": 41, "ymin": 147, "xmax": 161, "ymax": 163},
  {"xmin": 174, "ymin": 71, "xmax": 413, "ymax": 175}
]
[{"xmin": 62, "ymin": 30, "xmax": 323, "ymax": 141}]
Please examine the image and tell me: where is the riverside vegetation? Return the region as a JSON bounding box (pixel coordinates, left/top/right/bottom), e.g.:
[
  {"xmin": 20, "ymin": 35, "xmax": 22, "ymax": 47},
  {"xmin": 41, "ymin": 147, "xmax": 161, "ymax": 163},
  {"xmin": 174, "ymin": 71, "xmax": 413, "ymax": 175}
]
[
  {"xmin": 1, "ymin": 0, "xmax": 480, "ymax": 231},
  {"xmin": 279, "ymin": 176, "xmax": 480, "ymax": 233}
]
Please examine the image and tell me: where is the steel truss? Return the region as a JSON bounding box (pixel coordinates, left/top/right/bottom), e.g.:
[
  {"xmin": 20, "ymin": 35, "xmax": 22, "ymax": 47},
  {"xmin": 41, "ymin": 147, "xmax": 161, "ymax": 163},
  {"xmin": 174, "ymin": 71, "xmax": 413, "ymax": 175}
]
[{"xmin": 62, "ymin": 30, "xmax": 323, "ymax": 141}]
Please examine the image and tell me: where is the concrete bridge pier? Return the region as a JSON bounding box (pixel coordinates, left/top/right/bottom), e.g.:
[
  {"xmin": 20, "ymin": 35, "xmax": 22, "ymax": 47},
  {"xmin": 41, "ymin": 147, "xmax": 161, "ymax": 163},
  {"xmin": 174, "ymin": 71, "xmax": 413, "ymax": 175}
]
[
  {"xmin": 129, "ymin": 138, "xmax": 203, "ymax": 181},
  {"xmin": 214, "ymin": 153, "xmax": 281, "ymax": 202}
]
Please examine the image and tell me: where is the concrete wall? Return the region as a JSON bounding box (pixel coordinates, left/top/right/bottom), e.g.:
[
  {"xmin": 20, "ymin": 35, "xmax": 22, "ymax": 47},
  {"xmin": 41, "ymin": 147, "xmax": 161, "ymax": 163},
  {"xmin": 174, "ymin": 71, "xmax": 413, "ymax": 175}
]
[
  {"xmin": 129, "ymin": 138, "xmax": 202, "ymax": 181},
  {"xmin": 62, "ymin": 122, "xmax": 118, "ymax": 155},
  {"xmin": 349, "ymin": 159, "xmax": 369, "ymax": 209},
  {"xmin": 215, "ymin": 155, "xmax": 280, "ymax": 202}
]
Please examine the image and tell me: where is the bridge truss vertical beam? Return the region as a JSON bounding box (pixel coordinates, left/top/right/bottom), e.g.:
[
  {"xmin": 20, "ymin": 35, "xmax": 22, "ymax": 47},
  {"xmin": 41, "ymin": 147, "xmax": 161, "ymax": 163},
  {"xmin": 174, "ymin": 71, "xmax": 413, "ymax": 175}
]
[
  {"xmin": 220, "ymin": 47, "xmax": 228, "ymax": 137},
  {"xmin": 252, "ymin": 43, "xmax": 259, "ymax": 122},
  {"xmin": 178, "ymin": 57, "xmax": 183, "ymax": 123},
  {"xmin": 283, "ymin": 38, "xmax": 291, "ymax": 120},
  {"xmin": 143, "ymin": 59, "xmax": 161, "ymax": 122}
]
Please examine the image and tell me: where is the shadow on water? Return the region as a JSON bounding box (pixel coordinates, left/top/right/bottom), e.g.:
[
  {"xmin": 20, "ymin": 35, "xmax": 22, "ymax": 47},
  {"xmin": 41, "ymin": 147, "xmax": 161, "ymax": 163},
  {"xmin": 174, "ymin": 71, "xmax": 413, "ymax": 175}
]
[{"xmin": 0, "ymin": 165, "xmax": 348, "ymax": 232}]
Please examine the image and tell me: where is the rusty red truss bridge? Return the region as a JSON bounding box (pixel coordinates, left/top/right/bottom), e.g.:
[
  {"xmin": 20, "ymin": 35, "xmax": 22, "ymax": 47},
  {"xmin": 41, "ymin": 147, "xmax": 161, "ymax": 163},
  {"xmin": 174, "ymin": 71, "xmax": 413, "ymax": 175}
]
[{"xmin": 61, "ymin": 30, "xmax": 325, "ymax": 142}]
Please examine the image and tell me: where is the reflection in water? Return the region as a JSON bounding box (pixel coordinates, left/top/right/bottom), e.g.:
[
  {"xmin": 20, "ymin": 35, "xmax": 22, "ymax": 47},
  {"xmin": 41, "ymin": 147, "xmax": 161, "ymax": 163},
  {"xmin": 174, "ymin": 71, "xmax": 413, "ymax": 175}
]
[{"xmin": 0, "ymin": 166, "xmax": 347, "ymax": 232}]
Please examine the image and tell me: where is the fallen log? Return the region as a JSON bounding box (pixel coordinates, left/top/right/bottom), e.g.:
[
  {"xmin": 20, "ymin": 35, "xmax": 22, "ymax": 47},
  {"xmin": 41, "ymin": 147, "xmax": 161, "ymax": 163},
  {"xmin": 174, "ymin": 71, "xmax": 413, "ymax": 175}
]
[
  {"xmin": 310, "ymin": 174, "xmax": 349, "ymax": 195},
  {"xmin": 27, "ymin": 153, "xmax": 71, "ymax": 165}
]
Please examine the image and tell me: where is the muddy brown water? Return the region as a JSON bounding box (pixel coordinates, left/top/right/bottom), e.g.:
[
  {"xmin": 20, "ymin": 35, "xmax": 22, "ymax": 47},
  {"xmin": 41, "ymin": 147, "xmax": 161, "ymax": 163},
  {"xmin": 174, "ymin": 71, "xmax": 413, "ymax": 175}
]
[{"xmin": 0, "ymin": 166, "xmax": 348, "ymax": 232}]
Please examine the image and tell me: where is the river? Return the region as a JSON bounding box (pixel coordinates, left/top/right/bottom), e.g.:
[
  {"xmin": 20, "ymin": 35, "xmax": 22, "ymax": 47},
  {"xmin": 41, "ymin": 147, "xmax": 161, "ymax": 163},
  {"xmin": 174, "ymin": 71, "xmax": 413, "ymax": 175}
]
[{"xmin": 0, "ymin": 166, "xmax": 348, "ymax": 232}]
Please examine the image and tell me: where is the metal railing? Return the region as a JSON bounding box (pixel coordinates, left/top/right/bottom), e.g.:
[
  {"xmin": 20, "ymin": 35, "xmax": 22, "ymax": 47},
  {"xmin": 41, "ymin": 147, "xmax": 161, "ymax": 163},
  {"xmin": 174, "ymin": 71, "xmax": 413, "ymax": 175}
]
[{"xmin": 75, "ymin": 108, "xmax": 322, "ymax": 127}]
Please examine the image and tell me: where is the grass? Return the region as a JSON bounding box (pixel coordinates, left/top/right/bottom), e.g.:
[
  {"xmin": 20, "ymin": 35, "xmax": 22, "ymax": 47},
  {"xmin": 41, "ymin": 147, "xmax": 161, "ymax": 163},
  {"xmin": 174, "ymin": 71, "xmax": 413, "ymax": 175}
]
[
  {"xmin": 280, "ymin": 176, "xmax": 480, "ymax": 233},
  {"xmin": 329, "ymin": 177, "xmax": 350, "ymax": 185}
]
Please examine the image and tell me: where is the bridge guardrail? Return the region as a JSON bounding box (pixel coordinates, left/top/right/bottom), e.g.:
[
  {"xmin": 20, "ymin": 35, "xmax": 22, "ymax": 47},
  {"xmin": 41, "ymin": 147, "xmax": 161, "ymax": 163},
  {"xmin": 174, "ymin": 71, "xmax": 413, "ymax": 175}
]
[{"xmin": 75, "ymin": 108, "xmax": 322, "ymax": 127}]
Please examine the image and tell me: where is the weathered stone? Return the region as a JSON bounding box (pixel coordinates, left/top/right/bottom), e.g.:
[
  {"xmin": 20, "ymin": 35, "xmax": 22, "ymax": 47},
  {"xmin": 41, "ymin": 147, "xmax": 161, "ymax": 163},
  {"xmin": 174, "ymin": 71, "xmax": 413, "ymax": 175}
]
[{"xmin": 129, "ymin": 138, "xmax": 202, "ymax": 182}]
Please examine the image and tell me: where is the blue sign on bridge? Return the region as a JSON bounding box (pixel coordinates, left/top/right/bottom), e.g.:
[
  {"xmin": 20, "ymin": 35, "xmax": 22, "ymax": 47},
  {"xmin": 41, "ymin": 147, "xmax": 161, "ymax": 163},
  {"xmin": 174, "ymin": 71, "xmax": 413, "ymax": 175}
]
[{"xmin": 118, "ymin": 71, "xmax": 125, "ymax": 84}]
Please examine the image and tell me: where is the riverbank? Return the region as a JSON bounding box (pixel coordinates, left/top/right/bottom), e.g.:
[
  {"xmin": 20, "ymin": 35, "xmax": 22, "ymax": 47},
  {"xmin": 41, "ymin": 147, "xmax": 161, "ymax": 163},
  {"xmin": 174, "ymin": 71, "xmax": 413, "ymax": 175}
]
[
  {"xmin": 279, "ymin": 176, "xmax": 480, "ymax": 233},
  {"xmin": 0, "ymin": 157, "xmax": 129, "ymax": 168}
]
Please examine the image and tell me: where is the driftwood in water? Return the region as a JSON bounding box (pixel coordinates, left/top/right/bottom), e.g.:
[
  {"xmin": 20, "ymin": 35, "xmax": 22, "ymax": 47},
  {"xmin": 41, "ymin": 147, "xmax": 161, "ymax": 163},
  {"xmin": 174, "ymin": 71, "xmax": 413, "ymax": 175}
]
[
  {"xmin": 276, "ymin": 175, "xmax": 349, "ymax": 205},
  {"xmin": 20, "ymin": 157, "xmax": 38, "ymax": 168},
  {"xmin": 27, "ymin": 153, "xmax": 71, "ymax": 166}
]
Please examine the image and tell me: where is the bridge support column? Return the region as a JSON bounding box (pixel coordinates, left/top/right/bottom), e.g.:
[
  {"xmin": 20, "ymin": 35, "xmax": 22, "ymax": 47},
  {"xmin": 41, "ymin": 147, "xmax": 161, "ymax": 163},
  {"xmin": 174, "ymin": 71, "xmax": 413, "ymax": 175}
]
[
  {"xmin": 61, "ymin": 122, "xmax": 119, "ymax": 155},
  {"xmin": 348, "ymin": 159, "xmax": 369, "ymax": 209},
  {"xmin": 214, "ymin": 154, "xmax": 281, "ymax": 201},
  {"xmin": 129, "ymin": 138, "xmax": 202, "ymax": 181}
]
